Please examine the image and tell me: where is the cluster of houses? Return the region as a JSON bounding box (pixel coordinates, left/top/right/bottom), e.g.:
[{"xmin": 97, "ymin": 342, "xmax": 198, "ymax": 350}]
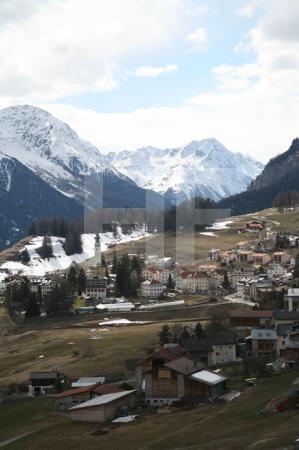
[{"xmin": 227, "ymin": 309, "xmax": 299, "ymax": 362}]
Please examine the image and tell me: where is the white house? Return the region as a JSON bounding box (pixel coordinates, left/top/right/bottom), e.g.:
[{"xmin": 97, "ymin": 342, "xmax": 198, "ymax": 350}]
[
  {"xmin": 140, "ymin": 280, "xmax": 165, "ymax": 298},
  {"xmin": 86, "ymin": 277, "xmax": 108, "ymax": 300},
  {"xmin": 284, "ymin": 288, "xmax": 299, "ymax": 312}
]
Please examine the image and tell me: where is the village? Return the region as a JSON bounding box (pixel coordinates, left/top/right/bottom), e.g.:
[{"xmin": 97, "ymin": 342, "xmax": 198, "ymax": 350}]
[{"xmin": 1, "ymin": 212, "xmax": 299, "ymax": 448}]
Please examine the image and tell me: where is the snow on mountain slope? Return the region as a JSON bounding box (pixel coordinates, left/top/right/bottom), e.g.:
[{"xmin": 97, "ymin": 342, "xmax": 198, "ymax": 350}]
[
  {"xmin": 1, "ymin": 227, "xmax": 149, "ymax": 277},
  {"xmin": 106, "ymin": 139, "xmax": 264, "ymax": 204},
  {"xmin": 0, "ymin": 105, "xmax": 147, "ymax": 210}
]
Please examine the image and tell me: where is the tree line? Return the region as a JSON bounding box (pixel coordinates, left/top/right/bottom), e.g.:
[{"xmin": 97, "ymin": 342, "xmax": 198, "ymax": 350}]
[
  {"xmin": 4, "ymin": 277, "xmax": 76, "ymax": 318},
  {"xmin": 272, "ymin": 191, "xmax": 299, "ymax": 212},
  {"xmin": 28, "ymin": 196, "xmax": 217, "ymax": 241},
  {"xmin": 112, "ymin": 252, "xmax": 144, "ymax": 297}
]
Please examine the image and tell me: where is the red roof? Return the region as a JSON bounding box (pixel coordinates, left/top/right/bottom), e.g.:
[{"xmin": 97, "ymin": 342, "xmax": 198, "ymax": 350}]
[
  {"xmin": 136, "ymin": 344, "xmax": 186, "ymax": 365},
  {"xmin": 54, "ymin": 383, "xmax": 123, "ymax": 399},
  {"xmin": 230, "ymin": 309, "xmax": 273, "ymax": 318}
]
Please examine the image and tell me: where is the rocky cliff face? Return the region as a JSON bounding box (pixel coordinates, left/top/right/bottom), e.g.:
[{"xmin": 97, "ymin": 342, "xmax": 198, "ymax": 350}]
[{"xmin": 250, "ymin": 138, "xmax": 299, "ymax": 191}]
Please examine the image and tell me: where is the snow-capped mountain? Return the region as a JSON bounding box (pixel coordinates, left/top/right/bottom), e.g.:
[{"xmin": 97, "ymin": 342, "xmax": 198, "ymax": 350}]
[
  {"xmin": 0, "ymin": 105, "xmax": 163, "ymax": 250},
  {"xmin": 0, "ymin": 105, "xmax": 162, "ymax": 210},
  {"xmin": 106, "ymin": 139, "xmax": 264, "ymax": 204},
  {"xmin": 0, "ymin": 149, "xmax": 82, "ymax": 249}
]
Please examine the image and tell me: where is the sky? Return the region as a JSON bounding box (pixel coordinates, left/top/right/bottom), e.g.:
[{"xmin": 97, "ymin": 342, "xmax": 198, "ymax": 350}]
[{"xmin": 1, "ymin": 0, "xmax": 299, "ymax": 162}]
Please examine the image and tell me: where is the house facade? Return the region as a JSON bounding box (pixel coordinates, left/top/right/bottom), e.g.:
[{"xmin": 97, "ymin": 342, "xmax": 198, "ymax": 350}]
[
  {"xmin": 86, "ymin": 277, "xmax": 108, "ymax": 300},
  {"xmin": 140, "ymin": 280, "xmax": 165, "ymax": 298},
  {"xmin": 284, "ymin": 288, "xmax": 299, "ymax": 312},
  {"xmin": 144, "ymin": 359, "xmax": 226, "ymax": 406}
]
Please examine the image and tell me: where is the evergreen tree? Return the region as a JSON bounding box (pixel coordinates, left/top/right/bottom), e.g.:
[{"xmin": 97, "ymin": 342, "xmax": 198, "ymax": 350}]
[
  {"xmin": 59, "ymin": 218, "xmax": 68, "ymax": 237},
  {"xmin": 28, "ymin": 222, "xmax": 37, "ymax": 236},
  {"xmin": 111, "ymin": 251, "xmax": 118, "ymax": 274},
  {"xmin": 25, "ymin": 293, "xmax": 41, "ymax": 318},
  {"xmin": 101, "ymin": 254, "xmax": 107, "ymax": 267},
  {"xmin": 77, "ymin": 268, "xmax": 86, "ymax": 295},
  {"xmin": 50, "ymin": 218, "xmax": 59, "ymax": 236},
  {"xmin": 166, "ymin": 274, "xmax": 175, "ymax": 291},
  {"xmin": 179, "ymin": 326, "xmax": 190, "ymax": 343},
  {"xmin": 37, "ymin": 235, "xmax": 53, "ymax": 259},
  {"xmin": 294, "ymin": 253, "xmax": 299, "ymax": 280},
  {"xmin": 64, "ymin": 227, "xmax": 82, "ymax": 255},
  {"xmin": 158, "ymin": 324, "xmax": 171, "ymax": 345},
  {"xmin": 20, "ymin": 248, "xmax": 30, "ymax": 264},
  {"xmin": 67, "ymin": 266, "xmax": 78, "ymax": 291},
  {"xmin": 194, "ymin": 322, "xmax": 204, "ymax": 338},
  {"xmin": 116, "ymin": 253, "xmax": 131, "ymax": 297},
  {"xmin": 222, "ymin": 271, "xmax": 230, "ymax": 290},
  {"xmin": 43, "ymin": 281, "xmax": 74, "ymax": 315}
]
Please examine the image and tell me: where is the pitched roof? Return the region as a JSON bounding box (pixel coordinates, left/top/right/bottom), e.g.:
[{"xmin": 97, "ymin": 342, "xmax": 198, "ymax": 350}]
[
  {"xmin": 136, "ymin": 344, "xmax": 186, "ymax": 366},
  {"xmin": 55, "ymin": 384, "xmax": 123, "ymax": 399},
  {"xmin": 207, "ymin": 330, "xmax": 236, "ymax": 345},
  {"xmin": 273, "ymin": 311, "xmax": 299, "ymax": 320},
  {"xmin": 181, "ymin": 338, "xmax": 213, "ymax": 353},
  {"xmin": 229, "ymin": 309, "xmax": 273, "ymax": 318},
  {"xmin": 30, "ymin": 371, "xmax": 59, "ymax": 380},
  {"xmin": 251, "ymin": 329, "xmax": 277, "ymax": 340},
  {"xmin": 277, "ymin": 323, "xmax": 292, "ymax": 336},
  {"xmin": 164, "ymin": 357, "xmax": 204, "ymax": 376},
  {"xmin": 190, "ymin": 370, "xmax": 226, "ymax": 385},
  {"xmin": 69, "ymin": 390, "xmax": 135, "ymax": 410}
]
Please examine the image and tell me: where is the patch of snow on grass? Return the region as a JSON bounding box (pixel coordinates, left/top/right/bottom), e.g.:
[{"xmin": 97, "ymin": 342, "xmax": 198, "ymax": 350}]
[{"xmin": 1, "ymin": 227, "xmax": 150, "ymax": 276}]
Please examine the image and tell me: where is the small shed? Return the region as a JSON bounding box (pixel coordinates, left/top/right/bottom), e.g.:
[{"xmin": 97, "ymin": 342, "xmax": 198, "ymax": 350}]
[{"xmin": 69, "ymin": 390, "xmax": 136, "ymax": 423}]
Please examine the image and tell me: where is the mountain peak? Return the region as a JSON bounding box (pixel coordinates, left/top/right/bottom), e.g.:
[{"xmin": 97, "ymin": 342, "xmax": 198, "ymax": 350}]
[{"xmin": 105, "ymin": 139, "xmax": 263, "ymax": 204}]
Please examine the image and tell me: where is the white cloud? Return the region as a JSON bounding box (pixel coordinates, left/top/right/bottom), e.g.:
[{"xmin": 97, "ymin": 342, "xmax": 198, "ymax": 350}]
[
  {"xmin": 39, "ymin": 1, "xmax": 299, "ymax": 164},
  {"xmin": 134, "ymin": 64, "xmax": 178, "ymax": 77},
  {"xmin": 2, "ymin": 0, "xmax": 299, "ymax": 165},
  {"xmin": 238, "ymin": 2, "xmax": 258, "ymax": 19},
  {"xmin": 0, "ymin": 0, "xmax": 187, "ymax": 101},
  {"xmin": 185, "ymin": 27, "xmax": 207, "ymax": 52}
]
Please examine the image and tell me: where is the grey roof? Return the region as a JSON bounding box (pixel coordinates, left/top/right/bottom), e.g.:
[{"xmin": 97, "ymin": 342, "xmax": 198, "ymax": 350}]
[
  {"xmin": 273, "ymin": 311, "xmax": 299, "ymax": 321},
  {"xmin": 182, "ymin": 331, "xmax": 236, "ymax": 353},
  {"xmin": 251, "ymin": 329, "xmax": 277, "ymax": 341},
  {"xmin": 181, "ymin": 338, "xmax": 212, "ymax": 353},
  {"xmin": 69, "ymin": 390, "xmax": 135, "ymax": 410},
  {"xmin": 30, "ymin": 371, "xmax": 59, "ymax": 380},
  {"xmin": 207, "ymin": 331, "xmax": 236, "ymax": 345},
  {"xmin": 164, "ymin": 357, "xmax": 204, "ymax": 375},
  {"xmin": 276, "ymin": 323, "xmax": 292, "ymax": 336},
  {"xmin": 190, "ymin": 370, "xmax": 226, "ymax": 385}
]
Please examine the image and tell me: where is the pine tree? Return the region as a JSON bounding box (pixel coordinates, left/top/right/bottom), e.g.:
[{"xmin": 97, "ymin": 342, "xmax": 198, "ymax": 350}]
[
  {"xmin": 166, "ymin": 274, "xmax": 175, "ymax": 291},
  {"xmin": 194, "ymin": 322, "xmax": 204, "ymax": 338},
  {"xmin": 294, "ymin": 254, "xmax": 299, "ymax": 280},
  {"xmin": 67, "ymin": 266, "xmax": 78, "ymax": 291},
  {"xmin": 101, "ymin": 254, "xmax": 107, "ymax": 267},
  {"xmin": 179, "ymin": 326, "xmax": 190, "ymax": 343},
  {"xmin": 25, "ymin": 293, "xmax": 41, "ymax": 318},
  {"xmin": 158, "ymin": 324, "xmax": 171, "ymax": 345},
  {"xmin": 37, "ymin": 235, "xmax": 53, "ymax": 259},
  {"xmin": 111, "ymin": 251, "xmax": 118, "ymax": 274},
  {"xmin": 28, "ymin": 222, "xmax": 37, "ymax": 236},
  {"xmin": 59, "ymin": 218, "xmax": 68, "ymax": 237},
  {"xmin": 43, "ymin": 281, "xmax": 74, "ymax": 315},
  {"xmin": 64, "ymin": 227, "xmax": 82, "ymax": 255},
  {"xmin": 20, "ymin": 248, "xmax": 30, "ymax": 264},
  {"xmin": 77, "ymin": 268, "xmax": 86, "ymax": 295},
  {"xmin": 222, "ymin": 271, "xmax": 230, "ymax": 290}
]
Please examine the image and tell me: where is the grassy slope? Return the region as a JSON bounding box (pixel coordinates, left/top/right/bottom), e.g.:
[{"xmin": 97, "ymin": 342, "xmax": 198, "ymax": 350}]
[
  {"xmin": 0, "ymin": 303, "xmax": 240, "ymax": 387},
  {"xmin": 1, "ymin": 373, "xmax": 298, "ymax": 450}
]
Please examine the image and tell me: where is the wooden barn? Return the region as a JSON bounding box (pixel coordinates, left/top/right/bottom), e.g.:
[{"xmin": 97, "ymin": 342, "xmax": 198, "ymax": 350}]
[{"xmin": 69, "ymin": 390, "xmax": 136, "ymax": 423}]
